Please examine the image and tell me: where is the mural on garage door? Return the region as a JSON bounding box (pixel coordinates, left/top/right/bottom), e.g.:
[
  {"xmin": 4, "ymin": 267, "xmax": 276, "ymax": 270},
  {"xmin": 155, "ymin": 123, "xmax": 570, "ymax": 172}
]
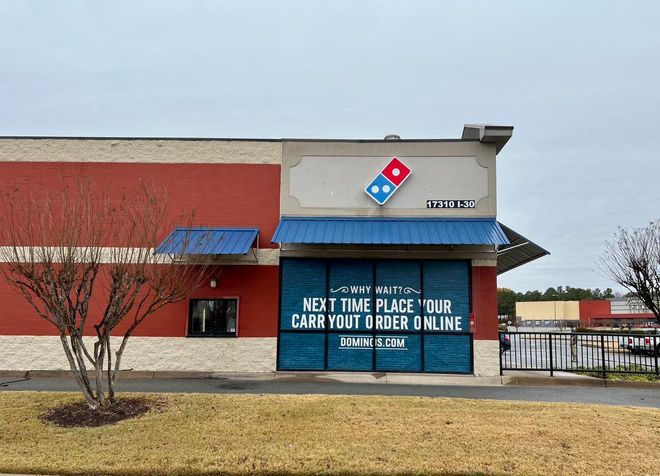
[{"xmin": 278, "ymin": 259, "xmax": 472, "ymax": 373}]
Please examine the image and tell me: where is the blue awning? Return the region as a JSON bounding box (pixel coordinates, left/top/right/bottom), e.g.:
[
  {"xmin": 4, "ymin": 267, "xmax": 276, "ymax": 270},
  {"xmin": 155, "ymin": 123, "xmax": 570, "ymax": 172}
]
[
  {"xmin": 155, "ymin": 228, "xmax": 259, "ymax": 255},
  {"xmin": 272, "ymin": 217, "xmax": 509, "ymax": 245}
]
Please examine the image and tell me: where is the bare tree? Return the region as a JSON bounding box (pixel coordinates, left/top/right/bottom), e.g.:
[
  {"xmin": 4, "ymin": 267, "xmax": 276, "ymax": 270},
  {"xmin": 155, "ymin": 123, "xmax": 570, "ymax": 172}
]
[
  {"xmin": 0, "ymin": 180, "xmax": 217, "ymax": 409},
  {"xmin": 599, "ymin": 221, "xmax": 660, "ymax": 325}
]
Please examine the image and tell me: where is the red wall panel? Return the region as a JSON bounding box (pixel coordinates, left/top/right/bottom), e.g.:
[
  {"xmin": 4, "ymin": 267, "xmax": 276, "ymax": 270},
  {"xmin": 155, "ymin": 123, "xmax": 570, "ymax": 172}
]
[
  {"xmin": 579, "ymin": 300, "xmax": 611, "ymax": 325},
  {"xmin": 188, "ymin": 265, "xmax": 280, "ymax": 338},
  {"xmin": 0, "ymin": 264, "xmax": 279, "ymax": 337},
  {"xmin": 471, "ymin": 266, "xmax": 498, "ymax": 340},
  {"xmin": 0, "ymin": 162, "xmax": 281, "ymax": 248}
]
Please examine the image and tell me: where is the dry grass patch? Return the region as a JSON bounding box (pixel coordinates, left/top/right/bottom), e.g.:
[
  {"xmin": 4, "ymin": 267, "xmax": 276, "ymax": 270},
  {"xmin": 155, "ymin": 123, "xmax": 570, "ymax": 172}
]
[{"xmin": 0, "ymin": 391, "xmax": 658, "ymax": 475}]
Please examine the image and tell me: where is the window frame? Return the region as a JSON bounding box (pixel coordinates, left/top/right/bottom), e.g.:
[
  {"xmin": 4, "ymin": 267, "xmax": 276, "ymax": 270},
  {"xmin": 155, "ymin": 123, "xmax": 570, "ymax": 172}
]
[{"xmin": 187, "ymin": 297, "xmax": 240, "ymax": 337}]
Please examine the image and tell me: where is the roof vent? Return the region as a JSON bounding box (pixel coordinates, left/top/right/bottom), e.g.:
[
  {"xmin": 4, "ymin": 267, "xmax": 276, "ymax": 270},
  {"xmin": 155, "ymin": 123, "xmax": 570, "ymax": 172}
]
[{"xmin": 384, "ymin": 134, "xmax": 401, "ymax": 141}]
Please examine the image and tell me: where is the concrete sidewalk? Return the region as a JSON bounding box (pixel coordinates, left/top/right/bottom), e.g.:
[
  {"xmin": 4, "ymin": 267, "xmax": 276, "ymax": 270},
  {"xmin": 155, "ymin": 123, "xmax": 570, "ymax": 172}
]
[
  {"xmin": 2, "ymin": 369, "xmax": 505, "ymax": 386},
  {"xmin": 228, "ymin": 370, "xmax": 660, "ymax": 389},
  {"xmin": 3, "ymin": 374, "xmax": 660, "ymax": 408},
  {"xmin": 1, "ymin": 369, "xmax": 658, "ymax": 389}
]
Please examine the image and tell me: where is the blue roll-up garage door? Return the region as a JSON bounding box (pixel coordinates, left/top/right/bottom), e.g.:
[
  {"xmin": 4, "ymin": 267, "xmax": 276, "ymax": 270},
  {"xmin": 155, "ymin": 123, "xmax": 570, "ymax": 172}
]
[{"xmin": 278, "ymin": 259, "xmax": 472, "ymax": 373}]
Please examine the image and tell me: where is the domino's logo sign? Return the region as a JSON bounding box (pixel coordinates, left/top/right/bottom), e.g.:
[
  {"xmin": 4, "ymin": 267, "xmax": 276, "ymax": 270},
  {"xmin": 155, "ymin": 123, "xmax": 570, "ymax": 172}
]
[{"xmin": 365, "ymin": 157, "xmax": 411, "ymax": 205}]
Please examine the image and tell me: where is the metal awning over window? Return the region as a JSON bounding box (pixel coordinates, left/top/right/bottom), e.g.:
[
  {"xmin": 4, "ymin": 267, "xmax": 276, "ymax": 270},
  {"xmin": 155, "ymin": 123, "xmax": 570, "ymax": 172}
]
[
  {"xmin": 497, "ymin": 223, "xmax": 549, "ymax": 274},
  {"xmin": 155, "ymin": 228, "xmax": 259, "ymax": 256},
  {"xmin": 272, "ymin": 217, "xmax": 510, "ymax": 245}
]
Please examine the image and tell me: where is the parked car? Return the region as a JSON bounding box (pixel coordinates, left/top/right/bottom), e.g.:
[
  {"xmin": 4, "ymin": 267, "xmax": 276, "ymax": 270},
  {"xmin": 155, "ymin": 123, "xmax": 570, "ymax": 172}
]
[
  {"xmin": 500, "ymin": 334, "xmax": 511, "ymax": 354},
  {"xmin": 620, "ymin": 329, "xmax": 660, "ymax": 355},
  {"xmin": 619, "ymin": 335, "xmax": 634, "ymax": 351}
]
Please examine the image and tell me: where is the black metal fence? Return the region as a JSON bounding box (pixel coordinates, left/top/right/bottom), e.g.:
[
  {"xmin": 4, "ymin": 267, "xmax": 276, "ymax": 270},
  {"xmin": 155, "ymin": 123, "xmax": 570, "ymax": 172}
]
[{"xmin": 499, "ymin": 331, "xmax": 660, "ymax": 378}]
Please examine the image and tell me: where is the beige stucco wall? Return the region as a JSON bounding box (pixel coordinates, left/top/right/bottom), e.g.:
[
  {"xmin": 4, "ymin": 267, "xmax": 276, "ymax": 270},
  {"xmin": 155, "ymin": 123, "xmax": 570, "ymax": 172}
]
[
  {"xmin": 281, "ymin": 140, "xmax": 497, "ymax": 218},
  {"xmin": 0, "ymin": 336, "xmax": 277, "ymax": 372},
  {"xmin": 0, "ymin": 138, "xmax": 282, "ymax": 164},
  {"xmin": 515, "ymin": 301, "xmax": 580, "ymax": 321},
  {"xmin": 471, "ymin": 258, "xmax": 497, "ymax": 267}
]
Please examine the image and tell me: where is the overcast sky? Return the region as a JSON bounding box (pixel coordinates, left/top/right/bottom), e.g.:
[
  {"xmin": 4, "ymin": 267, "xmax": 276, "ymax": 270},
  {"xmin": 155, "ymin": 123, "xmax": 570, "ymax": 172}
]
[{"xmin": 1, "ymin": 1, "xmax": 659, "ymax": 293}]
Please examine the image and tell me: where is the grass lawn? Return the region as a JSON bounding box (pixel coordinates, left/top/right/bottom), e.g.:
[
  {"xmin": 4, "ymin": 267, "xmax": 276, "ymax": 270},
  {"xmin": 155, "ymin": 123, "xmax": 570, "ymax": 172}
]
[
  {"xmin": 0, "ymin": 392, "xmax": 659, "ymax": 475},
  {"xmin": 579, "ymin": 371, "xmax": 660, "ymax": 382},
  {"xmin": 576, "ymin": 365, "xmax": 660, "ymax": 382}
]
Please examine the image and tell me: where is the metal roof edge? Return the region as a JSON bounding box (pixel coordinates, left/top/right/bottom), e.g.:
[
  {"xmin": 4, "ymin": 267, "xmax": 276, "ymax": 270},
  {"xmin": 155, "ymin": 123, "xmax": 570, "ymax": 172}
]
[
  {"xmin": 272, "ymin": 216, "xmax": 508, "ymax": 245},
  {"xmin": 0, "ymin": 136, "xmax": 283, "ymax": 142},
  {"xmin": 277, "ymin": 216, "xmax": 498, "ymax": 221},
  {"xmin": 172, "ymin": 226, "xmax": 259, "ymax": 232},
  {"xmin": 0, "ymin": 136, "xmax": 483, "ymax": 144}
]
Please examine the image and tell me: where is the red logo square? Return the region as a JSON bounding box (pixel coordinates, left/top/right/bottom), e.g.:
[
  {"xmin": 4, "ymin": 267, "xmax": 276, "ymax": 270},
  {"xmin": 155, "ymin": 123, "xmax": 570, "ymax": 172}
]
[{"xmin": 381, "ymin": 157, "xmax": 411, "ymax": 187}]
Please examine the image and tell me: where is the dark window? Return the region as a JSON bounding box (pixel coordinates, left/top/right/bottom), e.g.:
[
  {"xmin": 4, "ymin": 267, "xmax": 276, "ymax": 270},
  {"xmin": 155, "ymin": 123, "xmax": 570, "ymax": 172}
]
[{"xmin": 188, "ymin": 299, "xmax": 238, "ymax": 337}]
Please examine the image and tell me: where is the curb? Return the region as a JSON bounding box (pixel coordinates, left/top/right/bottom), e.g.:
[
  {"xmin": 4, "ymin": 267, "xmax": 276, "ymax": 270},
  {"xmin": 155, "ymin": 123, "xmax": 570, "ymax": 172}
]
[
  {"xmin": 0, "ymin": 370, "xmax": 497, "ymax": 386},
  {"xmin": 504, "ymin": 375, "xmax": 660, "ymax": 389},
  {"xmin": 505, "ymin": 376, "xmax": 606, "ymax": 388},
  {"xmin": 604, "ymin": 379, "xmax": 660, "ymax": 389},
  {"xmin": 2, "ymin": 370, "xmax": 659, "ymax": 389},
  {"xmin": 0, "ymin": 370, "xmax": 259, "ymax": 380}
]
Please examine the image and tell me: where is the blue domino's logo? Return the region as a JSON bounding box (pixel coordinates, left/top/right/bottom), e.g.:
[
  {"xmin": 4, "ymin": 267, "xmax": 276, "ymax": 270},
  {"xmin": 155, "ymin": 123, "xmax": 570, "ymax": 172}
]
[{"xmin": 365, "ymin": 157, "xmax": 412, "ymax": 205}]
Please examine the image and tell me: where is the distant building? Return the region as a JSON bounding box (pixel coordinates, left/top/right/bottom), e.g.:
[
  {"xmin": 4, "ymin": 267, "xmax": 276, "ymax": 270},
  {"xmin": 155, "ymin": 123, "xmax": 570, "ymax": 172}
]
[
  {"xmin": 515, "ymin": 299, "xmax": 656, "ymax": 328},
  {"xmin": 515, "ymin": 301, "xmax": 580, "ymax": 328},
  {"xmin": 584, "ymin": 298, "xmax": 656, "ymax": 327}
]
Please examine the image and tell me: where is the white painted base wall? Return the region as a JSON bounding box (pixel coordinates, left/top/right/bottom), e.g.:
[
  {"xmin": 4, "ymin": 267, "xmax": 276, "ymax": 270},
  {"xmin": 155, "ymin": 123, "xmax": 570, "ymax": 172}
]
[
  {"xmin": 473, "ymin": 339, "xmax": 500, "ymax": 377},
  {"xmin": 0, "ymin": 336, "xmax": 277, "ymax": 373}
]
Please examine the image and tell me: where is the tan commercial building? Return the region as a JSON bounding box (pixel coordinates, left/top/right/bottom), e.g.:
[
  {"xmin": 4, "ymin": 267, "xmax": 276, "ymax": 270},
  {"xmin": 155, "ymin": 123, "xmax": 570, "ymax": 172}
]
[{"xmin": 515, "ymin": 301, "xmax": 580, "ymax": 327}]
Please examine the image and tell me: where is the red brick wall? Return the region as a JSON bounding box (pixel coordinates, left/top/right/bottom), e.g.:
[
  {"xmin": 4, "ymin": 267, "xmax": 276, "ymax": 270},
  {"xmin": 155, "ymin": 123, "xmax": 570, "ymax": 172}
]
[
  {"xmin": 0, "ymin": 161, "xmax": 281, "ymax": 337},
  {"xmin": 0, "ymin": 162, "xmax": 281, "ymax": 248},
  {"xmin": 471, "ymin": 266, "xmax": 498, "ymax": 340},
  {"xmin": 0, "ymin": 264, "xmax": 279, "ymax": 337}
]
